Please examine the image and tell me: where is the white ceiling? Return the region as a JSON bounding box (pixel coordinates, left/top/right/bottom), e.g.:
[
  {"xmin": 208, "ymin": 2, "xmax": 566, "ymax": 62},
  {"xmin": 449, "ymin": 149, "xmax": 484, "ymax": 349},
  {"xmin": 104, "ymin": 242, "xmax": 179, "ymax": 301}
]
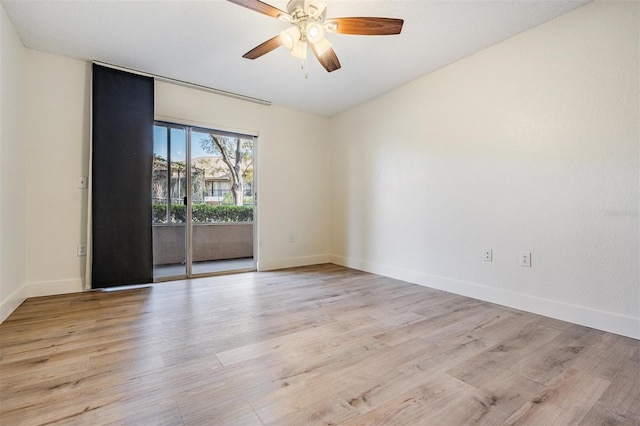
[{"xmin": 3, "ymin": 0, "xmax": 591, "ymax": 116}]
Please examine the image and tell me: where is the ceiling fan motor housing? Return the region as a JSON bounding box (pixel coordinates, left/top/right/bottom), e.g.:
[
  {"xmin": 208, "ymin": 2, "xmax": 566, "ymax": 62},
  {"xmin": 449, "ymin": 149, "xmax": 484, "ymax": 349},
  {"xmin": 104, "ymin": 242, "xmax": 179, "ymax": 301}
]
[{"xmin": 285, "ymin": 0, "xmax": 327, "ymax": 24}]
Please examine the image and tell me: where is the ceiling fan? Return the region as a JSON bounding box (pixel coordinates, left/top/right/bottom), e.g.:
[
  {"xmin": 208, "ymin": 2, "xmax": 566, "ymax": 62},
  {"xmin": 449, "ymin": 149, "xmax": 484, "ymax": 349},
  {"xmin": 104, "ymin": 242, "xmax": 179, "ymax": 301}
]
[{"xmin": 227, "ymin": 0, "xmax": 404, "ymax": 75}]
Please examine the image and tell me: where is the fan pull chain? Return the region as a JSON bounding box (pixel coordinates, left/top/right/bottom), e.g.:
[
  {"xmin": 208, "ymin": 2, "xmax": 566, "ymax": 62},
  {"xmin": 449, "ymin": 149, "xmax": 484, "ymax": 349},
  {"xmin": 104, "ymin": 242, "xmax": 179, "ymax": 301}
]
[{"xmin": 301, "ymin": 57, "xmax": 308, "ymax": 79}]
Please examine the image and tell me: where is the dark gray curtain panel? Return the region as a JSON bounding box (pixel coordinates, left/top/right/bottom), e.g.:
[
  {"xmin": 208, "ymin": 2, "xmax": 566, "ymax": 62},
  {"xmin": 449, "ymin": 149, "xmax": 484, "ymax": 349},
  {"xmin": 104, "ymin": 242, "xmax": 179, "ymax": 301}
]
[{"xmin": 91, "ymin": 64, "xmax": 154, "ymax": 288}]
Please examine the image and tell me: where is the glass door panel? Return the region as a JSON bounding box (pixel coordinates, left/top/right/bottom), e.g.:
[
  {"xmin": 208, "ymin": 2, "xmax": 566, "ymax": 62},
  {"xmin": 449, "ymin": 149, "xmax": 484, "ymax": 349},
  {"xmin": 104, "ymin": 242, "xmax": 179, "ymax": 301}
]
[
  {"xmin": 153, "ymin": 122, "xmax": 255, "ymax": 280},
  {"xmin": 189, "ymin": 129, "xmax": 255, "ymax": 275},
  {"xmin": 152, "ymin": 124, "xmax": 187, "ymax": 280}
]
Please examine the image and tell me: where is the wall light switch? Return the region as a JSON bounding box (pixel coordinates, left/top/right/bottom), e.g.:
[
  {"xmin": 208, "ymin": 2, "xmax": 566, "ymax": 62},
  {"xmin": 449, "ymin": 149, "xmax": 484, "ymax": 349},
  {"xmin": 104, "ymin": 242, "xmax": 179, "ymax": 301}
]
[
  {"xmin": 520, "ymin": 252, "xmax": 531, "ymax": 267},
  {"xmin": 77, "ymin": 244, "xmax": 87, "ymax": 257}
]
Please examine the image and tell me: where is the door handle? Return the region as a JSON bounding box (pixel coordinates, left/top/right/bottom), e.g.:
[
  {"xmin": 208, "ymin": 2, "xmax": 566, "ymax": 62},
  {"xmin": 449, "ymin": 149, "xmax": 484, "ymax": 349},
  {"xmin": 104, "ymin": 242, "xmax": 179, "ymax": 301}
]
[{"xmin": 183, "ymin": 196, "xmax": 187, "ymax": 206}]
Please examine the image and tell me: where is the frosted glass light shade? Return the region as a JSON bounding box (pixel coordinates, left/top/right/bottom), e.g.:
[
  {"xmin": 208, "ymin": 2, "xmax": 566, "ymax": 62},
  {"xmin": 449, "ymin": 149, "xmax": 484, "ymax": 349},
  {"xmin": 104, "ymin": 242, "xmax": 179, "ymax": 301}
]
[
  {"xmin": 306, "ymin": 22, "xmax": 325, "ymax": 44},
  {"xmin": 291, "ymin": 40, "xmax": 307, "ymax": 59},
  {"xmin": 280, "ymin": 27, "xmax": 301, "ymax": 50}
]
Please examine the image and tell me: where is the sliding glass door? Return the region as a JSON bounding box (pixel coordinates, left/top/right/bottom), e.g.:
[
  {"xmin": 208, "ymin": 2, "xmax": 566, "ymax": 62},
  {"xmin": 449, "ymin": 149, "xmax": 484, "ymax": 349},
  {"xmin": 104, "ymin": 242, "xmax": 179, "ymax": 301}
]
[
  {"xmin": 152, "ymin": 124, "xmax": 188, "ymax": 279},
  {"xmin": 152, "ymin": 122, "xmax": 255, "ymax": 281}
]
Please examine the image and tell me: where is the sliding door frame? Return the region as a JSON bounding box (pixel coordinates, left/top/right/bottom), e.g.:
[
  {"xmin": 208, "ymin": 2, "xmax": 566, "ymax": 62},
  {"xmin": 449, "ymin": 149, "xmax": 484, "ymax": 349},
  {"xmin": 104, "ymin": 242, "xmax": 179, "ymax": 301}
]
[
  {"xmin": 153, "ymin": 119, "xmax": 258, "ymax": 281},
  {"xmin": 185, "ymin": 126, "xmax": 194, "ymax": 278}
]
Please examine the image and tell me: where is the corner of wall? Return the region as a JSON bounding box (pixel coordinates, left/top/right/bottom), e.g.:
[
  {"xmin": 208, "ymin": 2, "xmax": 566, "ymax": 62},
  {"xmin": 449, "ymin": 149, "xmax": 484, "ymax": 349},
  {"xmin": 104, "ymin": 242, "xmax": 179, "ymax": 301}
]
[
  {"xmin": 0, "ymin": 282, "xmax": 28, "ymax": 323},
  {"xmin": 0, "ymin": 3, "xmax": 28, "ymax": 323}
]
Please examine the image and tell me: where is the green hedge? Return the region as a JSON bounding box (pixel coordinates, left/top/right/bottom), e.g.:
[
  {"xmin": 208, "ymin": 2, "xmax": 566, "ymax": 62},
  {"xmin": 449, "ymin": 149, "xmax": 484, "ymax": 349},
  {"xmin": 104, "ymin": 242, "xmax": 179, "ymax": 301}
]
[{"xmin": 153, "ymin": 204, "xmax": 253, "ymax": 223}]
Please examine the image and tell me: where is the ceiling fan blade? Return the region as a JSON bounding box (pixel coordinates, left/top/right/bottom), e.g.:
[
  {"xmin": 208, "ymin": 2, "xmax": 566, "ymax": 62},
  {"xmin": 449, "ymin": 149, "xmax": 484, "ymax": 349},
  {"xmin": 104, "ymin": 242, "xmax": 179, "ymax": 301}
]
[
  {"xmin": 243, "ymin": 35, "xmax": 282, "ymax": 59},
  {"xmin": 325, "ymin": 17, "xmax": 404, "ymax": 35},
  {"xmin": 227, "ymin": 0, "xmax": 291, "ymax": 20},
  {"xmin": 311, "ymin": 44, "xmax": 341, "ymax": 73}
]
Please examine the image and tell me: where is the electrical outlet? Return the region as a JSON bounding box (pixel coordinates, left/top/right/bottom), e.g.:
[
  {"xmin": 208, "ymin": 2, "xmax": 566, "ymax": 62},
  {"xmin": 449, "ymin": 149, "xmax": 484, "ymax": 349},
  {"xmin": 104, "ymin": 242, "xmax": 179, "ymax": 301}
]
[
  {"xmin": 77, "ymin": 244, "xmax": 87, "ymax": 257},
  {"xmin": 520, "ymin": 252, "xmax": 531, "ymax": 267},
  {"xmin": 483, "ymin": 249, "xmax": 492, "ymax": 262}
]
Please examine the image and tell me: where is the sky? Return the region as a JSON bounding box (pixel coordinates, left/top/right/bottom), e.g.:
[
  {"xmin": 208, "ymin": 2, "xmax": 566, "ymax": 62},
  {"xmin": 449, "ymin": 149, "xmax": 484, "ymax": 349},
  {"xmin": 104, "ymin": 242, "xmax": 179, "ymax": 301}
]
[{"xmin": 153, "ymin": 126, "xmax": 212, "ymax": 161}]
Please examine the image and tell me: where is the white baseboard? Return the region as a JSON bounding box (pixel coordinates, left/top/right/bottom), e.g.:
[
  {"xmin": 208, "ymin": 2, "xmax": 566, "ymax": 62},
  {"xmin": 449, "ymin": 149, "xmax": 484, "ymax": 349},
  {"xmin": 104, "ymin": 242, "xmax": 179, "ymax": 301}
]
[
  {"xmin": 28, "ymin": 278, "xmax": 84, "ymax": 298},
  {"xmin": 0, "ymin": 282, "xmax": 28, "ymax": 323},
  {"xmin": 5, "ymin": 258, "xmax": 637, "ymax": 340},
  {"xmin": 258, "ymin": 254, "xmax": 330, "ymax": 272},
  {"xmin": 329, "ymin": 255, "xmax": 640, "ymax": 340}
]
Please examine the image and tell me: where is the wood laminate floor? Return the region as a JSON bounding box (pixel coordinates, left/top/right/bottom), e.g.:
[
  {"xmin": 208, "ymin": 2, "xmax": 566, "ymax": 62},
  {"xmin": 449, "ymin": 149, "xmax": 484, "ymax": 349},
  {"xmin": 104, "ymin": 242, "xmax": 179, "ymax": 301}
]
[{"xmin": 1, "ymin": 264, "xmax": 638, "ymax": 425}]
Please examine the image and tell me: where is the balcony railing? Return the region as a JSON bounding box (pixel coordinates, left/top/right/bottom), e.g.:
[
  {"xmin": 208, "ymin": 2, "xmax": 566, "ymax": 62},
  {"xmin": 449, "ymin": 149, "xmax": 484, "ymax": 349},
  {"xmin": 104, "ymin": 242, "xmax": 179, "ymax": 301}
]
[{"xmin": 208, "ymin": 189, "xmax": 230, "ymax": 197}]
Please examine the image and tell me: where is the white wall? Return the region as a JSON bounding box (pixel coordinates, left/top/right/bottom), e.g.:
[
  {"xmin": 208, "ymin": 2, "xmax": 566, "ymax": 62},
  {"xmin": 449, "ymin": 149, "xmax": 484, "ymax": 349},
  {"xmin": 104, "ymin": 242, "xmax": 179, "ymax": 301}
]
[
  {"xmin": 155, "ymin": 82, "xmax": 331, "ymax": 271},
  {"xmin": 329, "ymin": 1, "xmax": 639, "ymax": 339},
  {"xmin": 23, "ymin": 51, "xmax": 90, "ymax": 297},
  {"xmin": 0, "ymin": 4, "xmax": 27, "ymax": 322}
]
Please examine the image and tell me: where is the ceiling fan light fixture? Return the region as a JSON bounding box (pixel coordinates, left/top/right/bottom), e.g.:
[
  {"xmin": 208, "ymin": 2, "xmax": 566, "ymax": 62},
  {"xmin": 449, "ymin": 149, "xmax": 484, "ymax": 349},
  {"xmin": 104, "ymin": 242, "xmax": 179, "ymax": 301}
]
[
  {"xmin": 306, "ymin": 22, "xmax": 325, "ymax": 44},
  {"xmin": 304, "ymin": 0, "xmax": 327, "ymax": 18},
  {"xmin": 280, "ymin": 26, "xmax": 301, "ymax": 50},
  {"xmin": 228, "ymin": 0, "xmax": 404, "ymax": 75},
  {"xmin": 291, "ymin": 39, "xmax": 308, "ymax": 59}
]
